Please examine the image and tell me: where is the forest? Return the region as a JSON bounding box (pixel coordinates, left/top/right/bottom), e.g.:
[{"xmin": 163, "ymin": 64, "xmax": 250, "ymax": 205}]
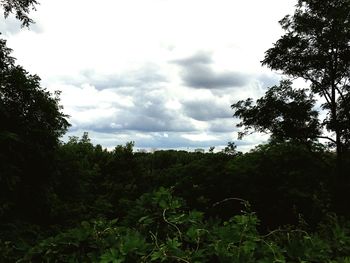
[{"xmin": 1, "ymin": 0, "xmax": 350, "ymax": 262}]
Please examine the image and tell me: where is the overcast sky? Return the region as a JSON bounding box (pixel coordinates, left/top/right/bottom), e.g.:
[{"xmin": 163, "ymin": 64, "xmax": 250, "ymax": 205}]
[{"xmin": 1, "ymin": 0, "xmax": 297, "ymax": 152}]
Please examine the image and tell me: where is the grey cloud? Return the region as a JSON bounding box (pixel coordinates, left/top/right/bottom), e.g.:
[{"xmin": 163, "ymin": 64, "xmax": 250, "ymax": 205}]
[
  {"xmin": 69, "ymin": 90, "xmax": 195, "ymax": 133},
  {"xmin": 257, "ymin": 74, "xmax": 281, "ymax": 89},
  {"xmin": 118, "ymin": 113, "xmax": 194, "ymax": 133},
  {"xmin": 172, "ymin": 51, "xmax": 213, "ymax": 66},
  {"xmin": 71, "ymin": 113, "xmax": 193, "ymax": 134},
  {"xmin": 65, "ymin": 65, "xmax": 167, "ymax": 90},
  {"xmin": 182, "ymin": 98, "xmax": 232, "ymax": 121},
  {"xmin": 124, "ymin": 92, "xmax": 194, "ymax": 132},
  {"xmin": 172, "ymin": 52, "xmax": 250, "ymax": 89},
  {"xmin": 182, "ymin": 64, "xmax": 249, "ymax": 89},
  {"xmin": 208, "ymin": 118, "xmax": 237, "ymax": 133}
]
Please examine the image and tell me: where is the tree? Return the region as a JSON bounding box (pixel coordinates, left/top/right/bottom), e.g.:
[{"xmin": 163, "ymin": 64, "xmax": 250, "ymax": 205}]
[
  {"xmin": 0, "ymin": 38, "xmax": 70, "ymax": 221},
  {"xmin": 261, "ymin": 0, "xmax": 350, "ymax": 157},
  {"xmin": 232, "ymin": 80, "xmax": 321, "ymax": 144},
  {"xmin": 222, "ymin": 141, "xmax": 241, "ymax": 156},
  {"xmin": 1, "ymin": 0, "xmax": 38, "ymax": 27},
  {"xmin": 0, "ymin": 0, "xmax": 71, "ymax": 222}
]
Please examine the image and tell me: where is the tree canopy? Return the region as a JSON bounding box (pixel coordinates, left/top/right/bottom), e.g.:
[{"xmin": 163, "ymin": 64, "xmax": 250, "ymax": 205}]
[{"xmin": 261, "ymin": 0, "xmax": 350, "ymax": 155}]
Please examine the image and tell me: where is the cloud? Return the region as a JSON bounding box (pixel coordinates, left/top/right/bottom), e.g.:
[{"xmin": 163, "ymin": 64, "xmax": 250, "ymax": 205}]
[
  {"xmin": 182, "ymin": 97, "xmax": 232, "ymax": 121},
  {"xmin": 257, "ymin": 73, "xmax": 281, "ymax": 90},
  {"xmin": 56, "ymin": 81, "xmax": 257, "ymax": 151},
  {"xmin": 56, "ymin": 64, "xmax": 167, "ymax": 90},
  {"xmin": 181, "ymin": 65, "xmax": 249, "ymax": 89},
  {"xmin": 172, "ymin": 51, "xmax": 213, "ymax": 66},
  {"xmin": 57, "ymin": 83, "xmax": 195, "ymax": 134},
  {"xmin": 172, "ymin": 52, "xmax": 250, "ymax": 89},
  {"xmin": 49, "ymin": 53, "xmax": 276, "ymax": 152},
  {"xmin": 208, "ymin": 118, "xmax": 237, "ymax": 133}
]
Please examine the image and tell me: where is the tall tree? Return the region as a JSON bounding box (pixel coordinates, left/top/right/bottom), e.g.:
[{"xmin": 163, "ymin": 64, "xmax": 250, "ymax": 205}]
[
  {"xmin": 262, "ymin": 0, "xmax": 350, "ymax": 157},
  {"xmin": 0, "ymin": 38, "xmax": 70, "ymax": 221}
]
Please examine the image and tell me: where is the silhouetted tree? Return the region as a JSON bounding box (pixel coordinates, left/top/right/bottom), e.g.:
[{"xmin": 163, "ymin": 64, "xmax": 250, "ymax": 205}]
[
  {"xmin": 262, "ymin": 0, "xmax": 350, "ymax": 157},
  {"xmin": 223, "ymin": 141, "xmax": 241, "ymax": 156},
  {"xmin": 232, "ymin": 80, "xmax": 321, "ymax": 143},
  {"xmin": 0, "ymin": 39, "xmax": 69, "ymax": 222}
]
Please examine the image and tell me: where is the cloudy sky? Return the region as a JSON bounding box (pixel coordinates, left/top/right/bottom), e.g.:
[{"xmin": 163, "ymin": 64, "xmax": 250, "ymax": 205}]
[{"xmin": 1, "ymin": 0, "xmax": 297, "ymax": 152}]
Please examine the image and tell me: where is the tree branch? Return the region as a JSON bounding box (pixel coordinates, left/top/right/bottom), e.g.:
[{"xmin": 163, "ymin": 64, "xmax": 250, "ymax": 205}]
[
  {"xmin": 303, "ymin": 73, "xmax": 332, "ymax": 107},
  {"xmin": 316, "ymin": 136, "xmax": 336, "ymax": 144}
]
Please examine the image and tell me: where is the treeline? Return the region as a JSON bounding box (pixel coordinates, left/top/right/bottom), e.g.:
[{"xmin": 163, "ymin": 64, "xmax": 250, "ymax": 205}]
[
  {"xmin": 2, "ymin": 134, "xmax": 350, "ymax": 261},
  {"xmin": 1, "ymin": 133, "xmax": 338, "ymax": 230}
]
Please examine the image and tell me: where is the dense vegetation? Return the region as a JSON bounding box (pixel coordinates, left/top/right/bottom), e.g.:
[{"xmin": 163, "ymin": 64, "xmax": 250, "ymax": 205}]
[{"xmin": 1, "ymin": 0, "xmax": 350, "ymax": 262}]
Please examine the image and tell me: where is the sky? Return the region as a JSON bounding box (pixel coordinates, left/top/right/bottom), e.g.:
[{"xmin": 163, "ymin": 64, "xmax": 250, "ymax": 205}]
[{"xmin": 1, "ymin": 0, "xmax": 297, "ymax": 152}]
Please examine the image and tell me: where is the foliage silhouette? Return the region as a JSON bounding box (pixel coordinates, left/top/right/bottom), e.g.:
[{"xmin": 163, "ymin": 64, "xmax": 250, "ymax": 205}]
[
  {"xmin": 232, "ymin": 79, "xmax": 321, "ymax": 144},
  {"xmin": 0, "ymin": 38, "xmax": 69, "ymax": 222},
  {"xmin": 262, "ymin": 0, "xmax": 350, "ymax": 157}
]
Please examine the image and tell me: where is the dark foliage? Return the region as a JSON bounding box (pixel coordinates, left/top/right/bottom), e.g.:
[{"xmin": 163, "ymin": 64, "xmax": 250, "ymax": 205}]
[
  {"xmin": 0, "ymin": 39, "xmax": 69, "ymax": 224},
  {"xmin": 262, "ymin": 0, "xmax": 350, "ymax": 156},
  {"xmin": 232, "ymin": 80, "xmax": 321, "ymax": 143}
]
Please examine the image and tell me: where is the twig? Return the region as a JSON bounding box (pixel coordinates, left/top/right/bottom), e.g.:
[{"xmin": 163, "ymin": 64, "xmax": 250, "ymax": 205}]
[{"xmin": 212, "ymin": 197, "xmax": 247, "ymax": 207}]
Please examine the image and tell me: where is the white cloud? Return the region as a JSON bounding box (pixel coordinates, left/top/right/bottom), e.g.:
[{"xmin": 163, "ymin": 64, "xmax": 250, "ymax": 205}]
[{"xmin": 182, "ymin": 133, "xmax": 220, "ymax": 142}]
